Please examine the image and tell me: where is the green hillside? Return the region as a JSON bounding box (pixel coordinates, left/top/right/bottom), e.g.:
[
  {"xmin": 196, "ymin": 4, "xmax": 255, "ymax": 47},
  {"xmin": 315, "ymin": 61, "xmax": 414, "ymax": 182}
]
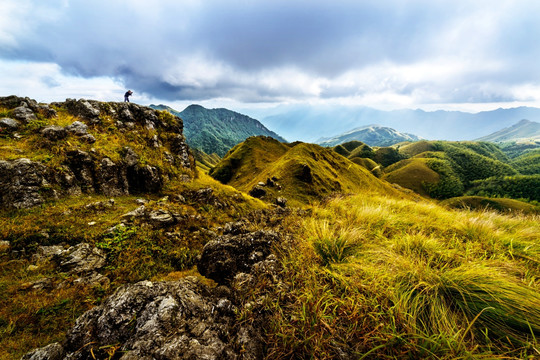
[
  {"xmin": 376, "ymin": 141, "xmax": 518, "ymax": 199},
  {"xmin": 511, "ymin": 148, "xmax": 540, "ymax": 175},
  {"xmin": 210, "ymin": 136, "xmax": 405, "ymax": 205},
  {"xmin": 467, "ymin": 175, "xmax": 540, "ymax": 202},
  {"xmin": 476, "ymin": 119, "xmax": 540, "ymax": 142},
  {"xmin": 151, "ymin": 104, "xmax": 286, "ymax": 157}
]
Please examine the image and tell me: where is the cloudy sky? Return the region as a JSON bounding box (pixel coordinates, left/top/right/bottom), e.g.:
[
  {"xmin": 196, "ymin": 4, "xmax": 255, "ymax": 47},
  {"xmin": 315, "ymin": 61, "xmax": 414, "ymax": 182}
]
[{"xmin": 2, "ymin": 0, "xmax": 540, "ymax": 116}]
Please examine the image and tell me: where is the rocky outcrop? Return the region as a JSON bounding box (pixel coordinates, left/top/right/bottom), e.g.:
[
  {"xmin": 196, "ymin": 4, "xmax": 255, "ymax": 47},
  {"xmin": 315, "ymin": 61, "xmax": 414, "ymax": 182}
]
[
  {"xmin": 0, "ymin": 95, "xmax": 57, "ymax": 120},
  {"xmin": 22, "ymin": 229, "xmax": 282, "ymax": 360},
  {"xmin": 198, "ymin": 230, "xmax": 279, "ymax": 285},
  {"xmin": 0, "ymin": 158, "xmax": 49, "ymax": 208},
  {"xmin": 23, "ymin": 278, "xmax": 262, "ymax": 360},
  {"xmin": 11, "ymin": 103, "xmax": 37, "ymax": 123},
  {"xmin": 26, "ymin": 243, "xmax": 109, "ymax": 290},
  {"xmin": 40, "ymin": 125, "xmax": 67, "ymax": 141},
  {"xmin": 0, "ymin": 97, "xmax": 196, "ymax": 208}
]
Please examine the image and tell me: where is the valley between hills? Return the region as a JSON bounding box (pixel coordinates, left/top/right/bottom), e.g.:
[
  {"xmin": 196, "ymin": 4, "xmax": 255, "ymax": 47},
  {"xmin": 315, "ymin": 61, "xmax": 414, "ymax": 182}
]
[{"xmin": 1, "ymin": 96, "xmax": 539, "ymax": 359}]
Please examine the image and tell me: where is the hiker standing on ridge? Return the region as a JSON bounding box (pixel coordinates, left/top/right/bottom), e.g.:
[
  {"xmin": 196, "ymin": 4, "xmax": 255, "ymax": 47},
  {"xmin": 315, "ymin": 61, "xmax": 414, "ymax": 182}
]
[{"xmin": 124, "ymin": 90, "xmax": 133, "ymax": 102}]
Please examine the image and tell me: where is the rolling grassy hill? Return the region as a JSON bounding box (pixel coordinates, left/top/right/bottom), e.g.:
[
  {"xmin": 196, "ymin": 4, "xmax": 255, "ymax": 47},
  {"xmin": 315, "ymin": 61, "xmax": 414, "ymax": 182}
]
[{"xmin": 209, "ymin": 136, "xmax": 406, "ymax": 205}]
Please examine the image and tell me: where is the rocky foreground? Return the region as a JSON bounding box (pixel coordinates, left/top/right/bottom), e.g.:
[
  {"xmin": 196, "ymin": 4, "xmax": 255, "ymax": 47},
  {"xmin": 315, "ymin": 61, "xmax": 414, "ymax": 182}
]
[
  {"xmin": 0, "ymin": 96, "xmax": 285, "ymax": 359},
  {"xmin": 22, "ymin": 229, "xmax": 281, "ymax": 360}
]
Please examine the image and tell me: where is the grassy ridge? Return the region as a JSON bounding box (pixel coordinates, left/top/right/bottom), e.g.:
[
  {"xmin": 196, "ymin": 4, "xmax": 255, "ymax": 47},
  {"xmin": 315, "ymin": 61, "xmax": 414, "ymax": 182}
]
[
  {"xmin": 250, "ymin": 194, "xmax": 540, "ymax": 359},
  {"xmin": 210, "ymin": 136, "xmax": 406, "ymax": 205}
]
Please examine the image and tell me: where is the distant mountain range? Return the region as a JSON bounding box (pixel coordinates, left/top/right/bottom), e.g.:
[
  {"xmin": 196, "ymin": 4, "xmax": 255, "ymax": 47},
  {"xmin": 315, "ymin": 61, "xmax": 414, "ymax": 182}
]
[
  {"xmin": 150, "ymin": 104, "xmax": 286, "ymax": 157},
  {"xmin": 475, "ymin": 119, "xmax": 540, "ymax": 143},
  {"xmin": 317, "ymin": 124, "xmax": 422, "ymax": 147},
  {"xmin": 249, "ymin": 105, "xmax": 540, "ymax": 142}
]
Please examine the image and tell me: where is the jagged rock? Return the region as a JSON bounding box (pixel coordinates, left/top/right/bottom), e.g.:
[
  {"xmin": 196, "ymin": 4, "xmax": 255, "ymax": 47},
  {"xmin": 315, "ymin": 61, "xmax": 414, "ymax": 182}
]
[
  {"xmin": 266, "ymin": 177, "xmax": 276, "ymax": 187},
  {"xmin": 197, "ymin": 230, "xmax": 280, "ymax": 285},
  {"xmin": 122, "ymin": 146, "xmax": 139, "ymax": 167},
  {"xmin": 28, "ymin": 277, "xmax": 54, "ymax": 290},
  {"xmin": 0, "ymin": 158, "xmax": 48, "ymax": 209},
  {"xmin": 119, "ymin": 106, "xmax": 135, "ymax": 122},
  {"xmin": 104, "ymin": 222, "xmax": 127, "ymax": 235},
  {"xmin": 149, "ymin": 134, "xmax": 161, "ymax": 148},
  {"xmin": 0, "ymin": 117, "xmax": 20, "ymax": 131},
  {"xmin": 122, "ymin": 205, "xmax": 147, "ymax": 220},
  {"xmin": 23, "ymin": 277, "xmax": 263, "ymax": 359},
  {"xmin": 51, "ymin": 166, "xmax": 81, "ymax": 195},
  {"xmin": 96, "ymin": 157, "xmax": 129, "ymax": 196},
  {"xmin": 21, "ymin": 342, "xmax": 64, "ymax": 360},
  {"xmin": 66, "ymin": 121, "xmax": 89, "ymax": 136},
  {"xmin": 59, "ymin": 243, "xmax": 106, "ymax": 274},
  {"xmin": 66, "ymin": 149, "xmax": 96, "ymax": 192},
  {"xmin": 128, "ymin": 164, "xmax": 163, "ymax": 194},
  {"xmin": 148, "ymin": 209, "xmax": 176, "ymax": 228},
  {"xmin": 0, "ymin": 96, "xmax": 56, "ymax": 119},
  {"xmin": 63, "ymin": 98, "xmax": 100, "ymax": 121},
  {"xmin": 275, "ymin": 197, "xmax": 287, "ymax": 208},
  {"xmin": 120, "ymin": 206, "xmax": 178, "ymax": 229},
  {"xmin": 249, "ymin": 185, "xmax": 266, "ymax": 199},
  {"xmin": 182, "ymin": 187, "xmax": 226, "ymax": 208},
  {"xmin": 37, "ymin": 104, "xmax": 57, "ymax": 118},
  {"xmin": 40, "ymin": 125, "xmax": 67, "ymax": 141},
  {"xmin": 85, "ymin": 198, "xmax": 115, "ymax": 212},
  {"xmin": 169, "ymin": 134, "xmax": 193, "ymax": 169},
  {"xmin": 0, "ymin": 95, "xmax": 35, "ymax": 109},
  {"xmin": 163, "ymin": 151, "xmax": 175, "ymax": 163},
  {"xmin": 11, "ymin": 104, "xmax": 37, "ymax": 123}
]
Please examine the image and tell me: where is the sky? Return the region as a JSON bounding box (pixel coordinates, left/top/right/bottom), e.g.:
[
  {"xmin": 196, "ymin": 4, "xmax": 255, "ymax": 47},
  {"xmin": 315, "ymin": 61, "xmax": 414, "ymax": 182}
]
[{"xmin": 2, "ymin": 0, "xmax": 540, "ymax": 119}]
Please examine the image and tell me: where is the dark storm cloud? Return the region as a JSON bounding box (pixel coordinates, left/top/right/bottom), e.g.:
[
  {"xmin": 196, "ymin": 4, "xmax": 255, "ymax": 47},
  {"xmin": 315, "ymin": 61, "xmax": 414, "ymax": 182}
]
[{"xmin": 2, "ymin": 0, "xmax": 540, "ymax": 105}]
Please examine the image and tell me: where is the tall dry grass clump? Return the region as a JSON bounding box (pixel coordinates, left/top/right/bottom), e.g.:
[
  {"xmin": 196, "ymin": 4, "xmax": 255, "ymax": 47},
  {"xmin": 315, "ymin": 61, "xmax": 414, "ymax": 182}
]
[{"xmin": 263, "ymin": 193, "xmax": 540, "ymax": 359}]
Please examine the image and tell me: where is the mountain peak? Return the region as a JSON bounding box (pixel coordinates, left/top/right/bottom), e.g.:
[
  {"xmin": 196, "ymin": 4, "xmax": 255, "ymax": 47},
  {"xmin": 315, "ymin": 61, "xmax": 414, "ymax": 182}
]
[
  {"xmin": 475, "ymin": 119, "xmax": 540, "ymax": 143},
  {"xmin": 150, "ymin": 104, "xmax": 286, "ymax": 157},
  {"xmin": 317, "ymin": 125, "xmax": 422, "ymax": 147}
]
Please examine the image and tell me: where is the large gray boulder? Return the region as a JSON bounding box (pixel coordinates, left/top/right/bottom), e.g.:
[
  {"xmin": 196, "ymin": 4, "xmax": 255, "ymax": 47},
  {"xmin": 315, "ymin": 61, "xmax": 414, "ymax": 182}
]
[
  {"xmin": 65, "ymin": 120, "xmax": 89, "ymax": 136},
  {"xmin": 11, "ymin": 104, "xmax": 37, "ymax": 123},
  {"xmin": 40, "ymin": 125, "xmax": 67, "ymax": 141},
  {"xmin": 23, "ymin": 277, "xmax": 264, "ymax": 360}
]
